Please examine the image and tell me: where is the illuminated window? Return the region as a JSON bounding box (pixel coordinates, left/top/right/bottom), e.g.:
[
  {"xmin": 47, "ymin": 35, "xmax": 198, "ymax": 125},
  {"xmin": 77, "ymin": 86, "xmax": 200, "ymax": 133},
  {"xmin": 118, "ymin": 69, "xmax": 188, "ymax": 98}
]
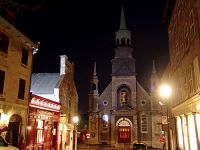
[
  {"xmin": 0, "ymin": 70, "xmax": 5, "ymax": 94},
  {"xmin": 102, "ymin": 115, "xmax": 108, "ymax": 129},
  {"xmin": 141, "ymin": 114, "xmax": 148, "ymax": 133},
  {"xmin": 120, "ymin": 90, "xmax": 128, "ymax": 104},
  {"xmin": 37, "ymin": 120, "xmax": 43, "ymax": 143}
]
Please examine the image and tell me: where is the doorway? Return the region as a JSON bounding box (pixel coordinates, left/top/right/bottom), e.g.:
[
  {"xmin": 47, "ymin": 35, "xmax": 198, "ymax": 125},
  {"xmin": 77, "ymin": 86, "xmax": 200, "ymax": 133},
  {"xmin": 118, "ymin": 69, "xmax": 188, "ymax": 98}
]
[{"xmin": 6, "ymin": 114, "xmax": 22, "ymax": 147}]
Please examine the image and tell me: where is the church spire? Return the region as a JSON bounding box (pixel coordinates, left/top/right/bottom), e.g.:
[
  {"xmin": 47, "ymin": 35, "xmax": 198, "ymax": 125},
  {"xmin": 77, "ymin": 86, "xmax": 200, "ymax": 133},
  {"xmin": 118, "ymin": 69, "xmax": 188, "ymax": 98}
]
[
  {"xmin": 120, "ymin": 6, "xmax": 126, "ymax": 30},
  {"xmin": 93, "ymin": 62, "xmax": 96, "ymax": 76},
  {"xmin": 115, "ymin": 6, "xmax": 132, "ymax": 47},
  {"xmin": 152, "ymin": 60, "xmax": 156, "ymax": 74}
]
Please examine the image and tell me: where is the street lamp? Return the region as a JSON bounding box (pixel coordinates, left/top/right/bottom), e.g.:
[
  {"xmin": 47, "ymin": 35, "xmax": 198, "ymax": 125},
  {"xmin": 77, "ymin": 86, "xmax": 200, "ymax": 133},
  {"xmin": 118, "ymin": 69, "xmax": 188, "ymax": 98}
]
[
  {"xmin": 159, "ymin": 84, "xmax": 172, "ymax": 150},
  {"xmin": 73, "ymin": 116, "xmax": 79, "ymax": 150}
]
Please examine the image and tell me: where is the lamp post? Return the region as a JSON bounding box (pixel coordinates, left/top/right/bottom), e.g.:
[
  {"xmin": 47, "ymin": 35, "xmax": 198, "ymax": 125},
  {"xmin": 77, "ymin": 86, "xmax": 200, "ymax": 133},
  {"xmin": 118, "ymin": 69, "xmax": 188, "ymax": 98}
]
[
  {"xmin": 73, "ymin": 116, "xmax": 78, "ymax": 150},
  {"xmin": 159, "ymin": 84, "xmax": 172, "ymax": 150}
]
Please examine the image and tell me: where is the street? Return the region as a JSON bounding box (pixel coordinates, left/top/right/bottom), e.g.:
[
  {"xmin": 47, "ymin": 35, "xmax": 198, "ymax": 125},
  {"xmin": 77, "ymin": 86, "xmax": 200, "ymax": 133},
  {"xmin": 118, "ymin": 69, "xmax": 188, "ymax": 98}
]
[{"xmin": 77, "ymin": 144, "xmax": 162, "ymax": 150}]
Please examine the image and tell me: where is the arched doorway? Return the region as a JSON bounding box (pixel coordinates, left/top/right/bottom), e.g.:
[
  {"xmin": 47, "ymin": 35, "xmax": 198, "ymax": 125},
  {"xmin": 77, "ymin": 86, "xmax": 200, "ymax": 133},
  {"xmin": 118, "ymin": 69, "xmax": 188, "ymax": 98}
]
[
  {"xmin": 6, "ymin": 114, "xmax": 22, "ymax": 147},
  {"xmin": 117, "ymin": 118, "xmax": 132, "ymax": 143}
]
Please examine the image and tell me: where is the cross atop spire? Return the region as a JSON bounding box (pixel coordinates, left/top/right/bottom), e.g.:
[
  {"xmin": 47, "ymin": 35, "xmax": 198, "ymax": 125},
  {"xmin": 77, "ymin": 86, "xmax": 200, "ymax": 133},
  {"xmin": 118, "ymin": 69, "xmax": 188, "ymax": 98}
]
[
  {"xmin": 93, "ymin": 62, "xmax": 96, "ymax": 76},
  {"xmin": 120, "ymin": 6, "xmax": 127, "ymax": 30}
]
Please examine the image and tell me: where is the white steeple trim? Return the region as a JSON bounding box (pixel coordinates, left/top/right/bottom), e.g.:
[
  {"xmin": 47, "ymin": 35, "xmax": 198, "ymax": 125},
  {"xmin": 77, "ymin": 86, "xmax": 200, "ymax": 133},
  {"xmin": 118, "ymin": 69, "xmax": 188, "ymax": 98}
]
[{"xmin": 120, "ymin": 6, "xmax": 127, "ymax": 30}]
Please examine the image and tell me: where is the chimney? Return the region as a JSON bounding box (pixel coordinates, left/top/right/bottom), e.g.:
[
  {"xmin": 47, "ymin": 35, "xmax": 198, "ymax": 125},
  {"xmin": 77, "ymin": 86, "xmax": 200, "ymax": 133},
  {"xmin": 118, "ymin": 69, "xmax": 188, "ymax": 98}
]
[{"xmin": 60, "ymin": 55, "xmax": 68, "ymax": 75}]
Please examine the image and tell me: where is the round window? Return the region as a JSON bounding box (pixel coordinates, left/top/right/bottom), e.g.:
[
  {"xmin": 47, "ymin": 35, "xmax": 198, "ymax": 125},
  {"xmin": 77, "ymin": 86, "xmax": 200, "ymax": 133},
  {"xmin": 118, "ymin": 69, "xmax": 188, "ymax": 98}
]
[
  {"xmin": 103, "ymin": 101, "xmax": 108, "ymax": 106},
  {"xmin": 141, "ymin": 100, "xmax": 146, "ymax": 105}
]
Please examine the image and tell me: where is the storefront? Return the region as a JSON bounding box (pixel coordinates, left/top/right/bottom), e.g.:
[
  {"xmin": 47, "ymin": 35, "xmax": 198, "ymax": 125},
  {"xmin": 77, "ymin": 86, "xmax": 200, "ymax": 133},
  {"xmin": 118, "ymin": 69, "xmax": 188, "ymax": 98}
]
[
  {"xmin": 26, "ymin": 94, "xmax": 61, "ymax": 150},
  {"xmin": 175, "ymin": 113, "xmax": 199, "ymax": 150}
]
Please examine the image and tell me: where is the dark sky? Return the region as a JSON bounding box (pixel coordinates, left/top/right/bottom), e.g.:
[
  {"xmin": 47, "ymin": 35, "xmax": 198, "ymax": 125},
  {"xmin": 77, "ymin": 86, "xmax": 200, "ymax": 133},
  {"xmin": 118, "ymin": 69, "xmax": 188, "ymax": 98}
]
[{"xmin": 15, "ymin": 0, "xmax": 169, "ymax": 114}]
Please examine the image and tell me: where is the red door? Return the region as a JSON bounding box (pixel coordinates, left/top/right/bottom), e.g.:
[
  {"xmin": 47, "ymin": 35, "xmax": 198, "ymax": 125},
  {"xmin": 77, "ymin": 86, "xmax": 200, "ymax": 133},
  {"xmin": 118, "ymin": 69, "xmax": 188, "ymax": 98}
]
[{"xmin": 118, "ymin": 126, "xmax": 131, "ymax": 143}]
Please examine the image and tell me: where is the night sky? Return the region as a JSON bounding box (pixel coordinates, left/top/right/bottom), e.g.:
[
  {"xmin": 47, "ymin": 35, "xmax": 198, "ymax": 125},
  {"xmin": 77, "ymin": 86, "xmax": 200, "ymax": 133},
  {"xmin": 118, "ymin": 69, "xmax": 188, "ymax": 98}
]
[{"xmin": 15, "ymin": 0, "xmax": 169, "ymax": 114}]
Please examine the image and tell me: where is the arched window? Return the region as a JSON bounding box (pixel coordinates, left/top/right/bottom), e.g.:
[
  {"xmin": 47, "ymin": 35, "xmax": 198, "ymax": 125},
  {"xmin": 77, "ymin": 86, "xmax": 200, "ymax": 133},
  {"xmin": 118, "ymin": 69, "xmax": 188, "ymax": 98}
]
[
  {"xmin": 120, "ymin": 90, "xmax": 128, "ymax": 104},
  {"xmin": 117, "ymin": 85, "xmax": 131, "ymax": 107},
  {"xmin": 141, "ymin": 114, "xmax": 148, "ymax": 133},
  {"xmin": 92, "ymin": 84, "xmax": 96, "ymax": 90},
  {"xmin": 121, "ymin": 38, "xmax": 125, "ymax": 46}
]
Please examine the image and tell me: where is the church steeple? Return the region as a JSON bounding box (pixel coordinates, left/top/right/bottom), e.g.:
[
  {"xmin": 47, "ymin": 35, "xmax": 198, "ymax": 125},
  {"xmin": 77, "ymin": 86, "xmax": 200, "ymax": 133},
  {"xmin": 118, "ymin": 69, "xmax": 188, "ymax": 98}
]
[
  {"xmin": 120, "ymin": 6, "xmax": 126, "ymax": 30},
  {"xmin": 115, "ymin": 6, "xmax": 132, "ymax": 47},
  {"xmin": 152, "ymin": 60, "xmax": 156, "ymax": 74},
  {"xmin": 89, "ymin": 62, "xmax": 99, "ymax": 112},
  {"xmin": 150, "ymin": 60, "xmax": 159, "ymax": 93},
  {"xmin": 112, "ymin": 6, "xmax": 135, "ymax": 76}
]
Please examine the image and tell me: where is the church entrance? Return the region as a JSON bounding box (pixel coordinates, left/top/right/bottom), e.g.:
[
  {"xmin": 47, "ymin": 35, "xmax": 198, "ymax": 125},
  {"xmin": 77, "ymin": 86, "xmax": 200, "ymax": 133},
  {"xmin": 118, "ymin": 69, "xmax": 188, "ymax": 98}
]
[{"xmin": 117, "ymin": 118, "xmax": 131, "ymax": 143}]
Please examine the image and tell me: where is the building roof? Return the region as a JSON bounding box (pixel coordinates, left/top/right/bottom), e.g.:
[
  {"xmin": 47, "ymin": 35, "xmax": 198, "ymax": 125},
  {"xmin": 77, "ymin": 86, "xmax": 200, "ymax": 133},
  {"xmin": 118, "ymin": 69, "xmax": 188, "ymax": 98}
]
[{"xmin": 31, "ymin": 73, "xmax": 60, "ymax": 94}]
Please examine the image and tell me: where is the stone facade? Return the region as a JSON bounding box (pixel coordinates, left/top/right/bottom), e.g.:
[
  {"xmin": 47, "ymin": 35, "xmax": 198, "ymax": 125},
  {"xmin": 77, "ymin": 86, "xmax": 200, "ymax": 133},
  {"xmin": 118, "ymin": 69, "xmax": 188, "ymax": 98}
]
[
  {"xmin": 161, "ymin": 0, "xmax": 200, "ymax": 149},
  {"xmin": 0, "ymin": 16, "xmax": 36, "ymax": 148},
  {"xmin": 88, "ymin": 7, "xmax": 162, "ymax": 149}
]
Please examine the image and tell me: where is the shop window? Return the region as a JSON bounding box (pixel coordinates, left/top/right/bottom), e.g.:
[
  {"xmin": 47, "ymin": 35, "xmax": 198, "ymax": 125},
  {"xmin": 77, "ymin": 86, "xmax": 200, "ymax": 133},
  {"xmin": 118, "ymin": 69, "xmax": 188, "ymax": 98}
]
[
  {"xmin": 141, "ymin": 114, "xmax": 148, "ymax": 133},
  {"xmin": 66, "ymin": 130, "xmax": 70, "ymax": 146},
  {"xmin": 0, "ymin": 32, "xmax": 9, "ymax": 53},
  {"xmin": 18, "ymin": 79, "xmax": 26, "ymax": 100},
  {"xmin": 21, "ymin": 48, "xmax": 28, "ymax": 65},
  {"xmin": 37, "ymin": 120, "xmax": 43, "ymax": 143},
  {"xmin": 0, "ymin": 70, "xmax": 5, "ymax": 94}
]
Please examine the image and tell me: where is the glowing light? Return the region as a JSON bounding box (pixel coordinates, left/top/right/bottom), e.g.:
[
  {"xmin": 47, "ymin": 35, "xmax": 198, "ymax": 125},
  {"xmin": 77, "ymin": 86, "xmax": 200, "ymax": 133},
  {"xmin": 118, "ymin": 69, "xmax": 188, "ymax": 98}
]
[
  {"xmin": 73, "ymin": 116, "xmax": 79, "ymax": 124},
  {"xmin": 159, "ymin": 84, "xmax": 172, "ymax": 99},
  {"xmin": 103, "ymin": 115, "xmax": 108, "ymax": 122},
  {"xmin": 27, "ymin": 126, "xmax": 32, "ymax": 130}
]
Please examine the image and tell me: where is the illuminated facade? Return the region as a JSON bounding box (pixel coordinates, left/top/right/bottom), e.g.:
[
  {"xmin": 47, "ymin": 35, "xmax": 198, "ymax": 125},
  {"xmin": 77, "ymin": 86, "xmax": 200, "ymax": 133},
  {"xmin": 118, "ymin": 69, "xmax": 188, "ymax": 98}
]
[
  {"xmin": 162, "ymin": 0, "xmax": 200, "ymax": 149},
  {"xmin": 31, "ymin": 55, "xmax": 78, "ymax": 150},
  {"xmin": 0, "ymin": 16, "xmax": 36, "ymax": 148},
  {"xmin": 88, "ymin": 7, "xmax": 162, "ymax": 149},
  {"xmin": 26, "ymin": 94, "xmax": 60, "ymax": 150}
]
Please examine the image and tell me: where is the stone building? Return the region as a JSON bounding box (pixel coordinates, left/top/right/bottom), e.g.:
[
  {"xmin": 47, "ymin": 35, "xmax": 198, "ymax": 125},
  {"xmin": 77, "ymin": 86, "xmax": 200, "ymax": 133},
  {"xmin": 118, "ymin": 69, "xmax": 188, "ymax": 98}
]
[
  {"xmin": 88, "ymin": 7, "xmax": 162, "ymax": 148},
  {"xmin": 0, "ymin": 16, "xmax": 36, "ymax": 148},
  {"xmin": 161, "ymin": 0, "xmax": 200, "ymax": 150},
  {"xmin": 31, "ymin": 55, "xmax": 78, "ymax": 150}
]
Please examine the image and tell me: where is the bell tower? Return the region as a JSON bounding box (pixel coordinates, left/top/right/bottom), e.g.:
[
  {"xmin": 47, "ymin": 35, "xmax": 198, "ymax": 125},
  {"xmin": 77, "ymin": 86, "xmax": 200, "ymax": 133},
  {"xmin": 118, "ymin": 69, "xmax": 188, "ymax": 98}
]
[
  {"xmin": 112, "ymin": 6, "xmax": 136, "ymax": 76},
  {"xmin": 88, "ymin": 62, "xmax": 99, "ymax": 144}
]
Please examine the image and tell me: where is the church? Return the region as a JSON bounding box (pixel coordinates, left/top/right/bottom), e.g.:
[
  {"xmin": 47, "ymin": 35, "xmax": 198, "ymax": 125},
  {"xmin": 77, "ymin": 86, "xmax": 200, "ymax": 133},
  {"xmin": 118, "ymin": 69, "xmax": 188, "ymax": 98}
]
[{"xmin": 88, "ymin": 7, "xmax": 162, "ymax": 149}]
